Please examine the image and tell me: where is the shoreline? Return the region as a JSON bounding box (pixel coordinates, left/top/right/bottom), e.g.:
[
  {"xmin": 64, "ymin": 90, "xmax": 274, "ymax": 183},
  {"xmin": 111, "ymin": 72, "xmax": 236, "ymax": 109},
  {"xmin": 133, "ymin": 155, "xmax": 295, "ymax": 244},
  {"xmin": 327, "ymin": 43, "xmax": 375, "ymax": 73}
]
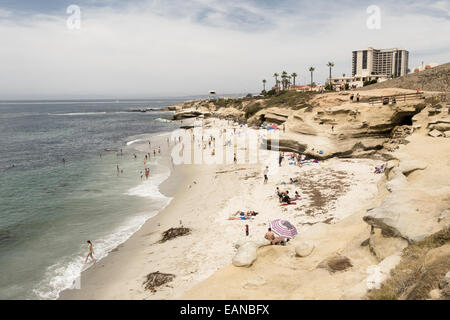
[{"xmin": 59, "ymin": 119, "xmax": 385, "ymax": 299}]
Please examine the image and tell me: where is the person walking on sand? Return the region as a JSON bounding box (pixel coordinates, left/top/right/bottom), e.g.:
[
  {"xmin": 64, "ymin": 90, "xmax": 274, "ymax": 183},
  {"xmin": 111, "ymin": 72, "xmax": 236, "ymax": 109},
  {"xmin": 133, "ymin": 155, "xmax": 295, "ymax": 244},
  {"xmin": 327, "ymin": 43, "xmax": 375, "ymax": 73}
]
[
  {"xmin": 84, "ymin": 240, "xmax": 96, "ymax": 264},
  {"xmin": 356, "ymin": 93, "xmax": 360, "ymax": 102},
  {"xmin": 279, "ymin": 153, "xmax": 284, "ymax": 167},
  {"xmin": 263, "ymin": 166, "xmax": 269, "ymax": 184},
  {"xmin": 234, "ymin": 153, "xmax": 237, "ymax": 164},
  {"xmin": 116, "ymin": 165, "xmax": 120, "ymax": 176},
  {"xmin": 350, "ymin": 93, "xmax": 354, "ymax": 102},
  {"xmin": 245, "ymin": 225, "xmax": 249, "ymax": 236}
]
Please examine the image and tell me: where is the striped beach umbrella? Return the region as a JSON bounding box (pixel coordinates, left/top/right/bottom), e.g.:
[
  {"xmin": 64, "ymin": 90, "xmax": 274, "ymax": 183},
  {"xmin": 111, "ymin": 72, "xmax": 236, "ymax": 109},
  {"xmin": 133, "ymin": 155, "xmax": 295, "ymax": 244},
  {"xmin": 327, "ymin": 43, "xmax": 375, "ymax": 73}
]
[{"xmin": 269, "ymin": 219, "xmax": 298, "ymax": 239}]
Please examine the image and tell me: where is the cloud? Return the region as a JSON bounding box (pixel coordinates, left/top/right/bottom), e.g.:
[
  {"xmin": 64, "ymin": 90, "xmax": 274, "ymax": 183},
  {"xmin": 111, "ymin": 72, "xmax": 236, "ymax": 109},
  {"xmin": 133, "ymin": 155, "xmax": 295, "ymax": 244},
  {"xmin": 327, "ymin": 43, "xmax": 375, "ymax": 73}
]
[
  {"xmin": 0, "ymin": 8, "xmax": 12, "ymax": 18},
  {"xmin": 0, "ymin": 0, "xmax": 449, "ymax": 99}
]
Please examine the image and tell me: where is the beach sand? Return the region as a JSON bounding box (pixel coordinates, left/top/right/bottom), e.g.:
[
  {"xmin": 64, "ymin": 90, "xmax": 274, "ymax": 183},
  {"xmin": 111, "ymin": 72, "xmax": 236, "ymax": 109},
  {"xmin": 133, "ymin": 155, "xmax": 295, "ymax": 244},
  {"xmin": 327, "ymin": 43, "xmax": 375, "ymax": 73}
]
[{"xmin": 60, "ymin": 119, "xmax": 383, "ymax": 300}]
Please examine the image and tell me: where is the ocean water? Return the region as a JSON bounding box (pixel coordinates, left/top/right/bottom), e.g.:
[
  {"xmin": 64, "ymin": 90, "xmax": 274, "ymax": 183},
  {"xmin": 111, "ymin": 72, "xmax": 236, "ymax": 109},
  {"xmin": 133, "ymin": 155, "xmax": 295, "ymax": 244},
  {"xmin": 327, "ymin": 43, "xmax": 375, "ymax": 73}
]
[{"xmin": 0, "ymin": 99, "xmax": 184, "ymax": 299}]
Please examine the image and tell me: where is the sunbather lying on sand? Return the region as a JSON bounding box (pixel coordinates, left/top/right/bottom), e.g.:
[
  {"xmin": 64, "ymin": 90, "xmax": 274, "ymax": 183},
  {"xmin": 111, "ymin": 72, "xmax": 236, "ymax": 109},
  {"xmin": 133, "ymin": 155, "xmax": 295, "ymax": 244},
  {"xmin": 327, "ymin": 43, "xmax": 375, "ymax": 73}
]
[
  {"xmin": 374, "ymin": 164, "xmax": 386, "ymax": 174},
  {"xmin": 280, "ymin": 178, "xmax": 299, "ymax": 185},
  {"xmin": 228, "ymin": 210, "xmax": 258, "ymax": 220}
]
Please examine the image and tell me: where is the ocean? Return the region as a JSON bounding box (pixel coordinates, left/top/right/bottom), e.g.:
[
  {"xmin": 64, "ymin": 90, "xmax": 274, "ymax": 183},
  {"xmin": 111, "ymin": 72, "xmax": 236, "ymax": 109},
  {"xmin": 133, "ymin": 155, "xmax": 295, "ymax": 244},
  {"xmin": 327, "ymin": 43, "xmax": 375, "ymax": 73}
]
[{"xmin": 0, "ymin": 99, "xmax": 185, "ymax": 299}]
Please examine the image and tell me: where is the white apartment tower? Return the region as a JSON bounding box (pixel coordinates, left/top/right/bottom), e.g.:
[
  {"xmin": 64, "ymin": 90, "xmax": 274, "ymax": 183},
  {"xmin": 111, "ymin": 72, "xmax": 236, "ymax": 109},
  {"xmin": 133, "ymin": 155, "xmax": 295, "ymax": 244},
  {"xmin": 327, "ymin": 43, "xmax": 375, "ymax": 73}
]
[{"xmin": 352, "ymin": 47, "xmax": 409, "ymax": 77}]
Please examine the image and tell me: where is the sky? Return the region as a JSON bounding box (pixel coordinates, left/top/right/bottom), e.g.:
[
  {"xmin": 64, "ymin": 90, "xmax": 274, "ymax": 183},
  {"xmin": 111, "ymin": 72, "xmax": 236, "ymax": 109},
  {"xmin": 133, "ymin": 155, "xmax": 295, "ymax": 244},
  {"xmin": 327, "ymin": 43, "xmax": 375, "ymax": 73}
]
[{"xmin": 0, "ymin": 0, "xmax": 449, "ymax": 99}]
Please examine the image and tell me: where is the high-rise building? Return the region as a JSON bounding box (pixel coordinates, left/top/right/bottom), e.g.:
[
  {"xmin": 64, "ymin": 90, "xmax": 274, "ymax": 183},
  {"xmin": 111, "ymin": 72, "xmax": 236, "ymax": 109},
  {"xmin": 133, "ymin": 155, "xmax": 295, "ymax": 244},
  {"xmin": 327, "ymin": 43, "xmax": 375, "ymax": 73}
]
[{"xmin": 352, "ymin": 47, "xmax": 409, "ymax": 77}]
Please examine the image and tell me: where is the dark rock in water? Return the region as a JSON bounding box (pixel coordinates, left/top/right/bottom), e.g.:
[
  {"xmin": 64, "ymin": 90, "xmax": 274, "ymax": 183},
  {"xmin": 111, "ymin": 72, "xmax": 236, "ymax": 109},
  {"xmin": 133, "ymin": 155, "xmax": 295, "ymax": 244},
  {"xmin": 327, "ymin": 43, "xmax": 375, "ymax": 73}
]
[
  {"xmin": 127, "ymin": 108, "xmax": 162, "ymax": 113},
  {"xmin": 159, "ymin": 227, "xmax": 191, "ymax": 243},
  {"xmin": 143, "ymin": 271, "xmax": 175, "ymax": 292},
  {"xmin": 0, "ymin": 230, "xmax": 12, "ymax": 241}
]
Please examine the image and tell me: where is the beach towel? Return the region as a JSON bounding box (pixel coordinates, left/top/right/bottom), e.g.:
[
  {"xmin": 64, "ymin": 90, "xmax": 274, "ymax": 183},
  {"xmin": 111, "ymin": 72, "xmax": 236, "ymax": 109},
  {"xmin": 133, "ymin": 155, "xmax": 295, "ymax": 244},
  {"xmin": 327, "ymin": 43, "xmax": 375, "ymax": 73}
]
[{"xmin": 281, "ymin": 202, "xmax": 296, "ymax": 206}]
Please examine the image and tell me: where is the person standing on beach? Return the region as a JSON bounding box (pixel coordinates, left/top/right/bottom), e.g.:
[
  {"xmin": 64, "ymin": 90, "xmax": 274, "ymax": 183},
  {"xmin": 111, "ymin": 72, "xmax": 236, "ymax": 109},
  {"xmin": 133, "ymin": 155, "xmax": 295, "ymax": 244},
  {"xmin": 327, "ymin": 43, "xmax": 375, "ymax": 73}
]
[
  {"xmin": 245, "ymin": 225, "xmax": 249, "ymax": 236},
  {"xmin": 350, "ymin": 94, "xmax": 354, "ymax": 102},
  {"xmin": 263, "ymin": 166, "xmax": 269, "ymax": 184},
  {"xmin": 356, "ymin": 93, "xmax": 360, "ymax": 102},
  {"xmin": 234, "ymin": 153, "xmax": 237, "ymax": 164},
  {"xmin": 116, "ymin": 165, "xmax": 120, "ymax": 176},
  {"xmin": 279, "ymin": 153, "xmax": 284, "ymax": 167},
  {"xmin": 84, "ymin": 240, "xmax": 96, "ymax": 264}
]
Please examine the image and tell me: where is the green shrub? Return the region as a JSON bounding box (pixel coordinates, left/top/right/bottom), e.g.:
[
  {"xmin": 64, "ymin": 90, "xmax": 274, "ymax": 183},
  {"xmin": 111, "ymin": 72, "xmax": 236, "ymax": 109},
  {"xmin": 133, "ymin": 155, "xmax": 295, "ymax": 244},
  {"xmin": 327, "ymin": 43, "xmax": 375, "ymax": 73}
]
[{"xmin": 244, "ymin": 102, "xmax": 262, "ymax": 119}]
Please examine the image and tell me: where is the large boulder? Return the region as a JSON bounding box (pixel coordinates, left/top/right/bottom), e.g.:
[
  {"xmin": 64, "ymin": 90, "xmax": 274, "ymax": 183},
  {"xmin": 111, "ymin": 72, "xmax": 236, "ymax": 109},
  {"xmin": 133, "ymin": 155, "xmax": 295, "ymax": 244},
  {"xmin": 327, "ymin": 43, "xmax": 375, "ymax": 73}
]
[
  {"xmin": 232, "ymin": 240, "xmax": 270, "ymax": 267},
  {"xmin": 295, "ymin": 241, "xmax": 315, "ymax": 257},
  {"xmin": 364, "ymin": 188, "xmax": 447, "ymax": 243}
]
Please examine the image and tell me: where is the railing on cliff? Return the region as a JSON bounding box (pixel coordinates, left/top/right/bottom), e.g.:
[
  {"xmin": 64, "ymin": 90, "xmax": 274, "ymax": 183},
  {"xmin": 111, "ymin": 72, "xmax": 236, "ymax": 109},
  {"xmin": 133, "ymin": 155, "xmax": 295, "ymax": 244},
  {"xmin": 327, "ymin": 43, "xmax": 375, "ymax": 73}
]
[{"xmin": 368, "ymin": 92, "xmax": 425, "ymax": 106}]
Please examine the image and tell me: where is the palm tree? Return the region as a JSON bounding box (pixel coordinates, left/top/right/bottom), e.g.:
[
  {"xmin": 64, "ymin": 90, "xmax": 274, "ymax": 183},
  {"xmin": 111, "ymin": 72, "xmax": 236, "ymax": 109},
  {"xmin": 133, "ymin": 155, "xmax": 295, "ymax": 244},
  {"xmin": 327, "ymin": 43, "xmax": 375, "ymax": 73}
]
[
  {"xmin": 281, "ymin": 71, "xmax": 288, "ymax": 91},
  {"xmin": 273, "ymin": 73, "xmax": 279, "ymax": 91},
  {"xmin": 308, "ymin": 67, "xmax": 315, "ymax": 91},
  {"xmin": 291, "ymin": 73, "xmax": 297, "ymax": 87},
  {"xmin": 262, "ymin": 79, "xmax": 267, "ymax": 92},
  {"xmin": 327, "ymin": 62, "xmax": 334, "ymax": 90}
]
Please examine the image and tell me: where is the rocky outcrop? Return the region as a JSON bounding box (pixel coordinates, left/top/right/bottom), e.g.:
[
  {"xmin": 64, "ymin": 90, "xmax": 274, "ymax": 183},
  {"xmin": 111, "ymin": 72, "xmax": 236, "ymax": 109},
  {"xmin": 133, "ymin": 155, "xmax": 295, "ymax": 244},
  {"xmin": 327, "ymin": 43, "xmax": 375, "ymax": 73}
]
[
  {"xmin": 172, "ymin": 109, "xmax": 212, "ymax": 120},
  {"xmin": 261, "ymin": 102, "xmax": 425, "ymax": 159},
  {"xmin": 364, "ymin": 153, "xmax": 449, "ymax": 243},
  {"xmin": 369, "ymin": 229, "xmax": 408, "ymax": 261}
]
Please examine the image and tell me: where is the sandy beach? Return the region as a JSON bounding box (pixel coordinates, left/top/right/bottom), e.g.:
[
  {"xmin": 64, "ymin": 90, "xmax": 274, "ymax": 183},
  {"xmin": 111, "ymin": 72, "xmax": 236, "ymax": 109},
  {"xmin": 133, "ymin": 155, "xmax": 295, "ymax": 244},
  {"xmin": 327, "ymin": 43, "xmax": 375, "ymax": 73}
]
[{"xmin": 60, "ymin": 118, "xmax": 384, "ymax": 300}]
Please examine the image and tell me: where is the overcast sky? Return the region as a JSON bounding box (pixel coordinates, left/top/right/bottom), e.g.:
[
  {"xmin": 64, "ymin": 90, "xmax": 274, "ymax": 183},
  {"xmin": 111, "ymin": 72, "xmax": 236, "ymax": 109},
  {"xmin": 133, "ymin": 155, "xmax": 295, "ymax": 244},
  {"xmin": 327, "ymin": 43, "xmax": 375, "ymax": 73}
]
[{"xmin": 0, "ymin": 0, "xmax": 449, "ymax": 99}]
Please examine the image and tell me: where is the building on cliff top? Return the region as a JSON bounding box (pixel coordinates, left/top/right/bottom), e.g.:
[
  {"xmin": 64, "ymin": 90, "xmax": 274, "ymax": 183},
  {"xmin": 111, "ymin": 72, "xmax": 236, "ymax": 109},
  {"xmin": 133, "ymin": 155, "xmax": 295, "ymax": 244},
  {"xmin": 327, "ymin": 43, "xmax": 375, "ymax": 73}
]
[{"xmin": 329, "ymin": 47, "xmax": 409, "ymax": 90}]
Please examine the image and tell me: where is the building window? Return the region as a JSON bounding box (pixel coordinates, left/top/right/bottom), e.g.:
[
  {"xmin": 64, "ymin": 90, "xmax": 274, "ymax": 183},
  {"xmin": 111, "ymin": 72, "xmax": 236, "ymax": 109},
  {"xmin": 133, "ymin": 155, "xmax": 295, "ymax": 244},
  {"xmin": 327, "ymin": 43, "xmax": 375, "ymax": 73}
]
[
  {"xmin": 362, "ymin": 50, "xmax": 367, "ymax": 69},
  {"xmin": 352, "ymin": 51, "xmax": 357, "ymax": 76}
]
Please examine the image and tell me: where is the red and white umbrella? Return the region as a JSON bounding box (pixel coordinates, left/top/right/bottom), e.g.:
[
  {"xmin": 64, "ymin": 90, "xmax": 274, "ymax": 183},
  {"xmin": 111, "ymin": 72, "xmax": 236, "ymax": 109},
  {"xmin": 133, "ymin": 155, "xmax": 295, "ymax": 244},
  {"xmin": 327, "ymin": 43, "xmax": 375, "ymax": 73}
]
[{"xmin": 269, "ymin": 219, "xmax": 298, "ymax": 239}]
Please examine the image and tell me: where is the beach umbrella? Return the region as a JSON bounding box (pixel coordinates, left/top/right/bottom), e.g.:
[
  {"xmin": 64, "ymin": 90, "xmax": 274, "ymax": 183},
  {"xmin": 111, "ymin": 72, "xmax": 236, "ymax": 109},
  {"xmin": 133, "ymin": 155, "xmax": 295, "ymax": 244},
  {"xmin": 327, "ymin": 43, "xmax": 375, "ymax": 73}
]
[{"xmin": 269, "ymin": 219, "xmax": 298, "ymax": 239}]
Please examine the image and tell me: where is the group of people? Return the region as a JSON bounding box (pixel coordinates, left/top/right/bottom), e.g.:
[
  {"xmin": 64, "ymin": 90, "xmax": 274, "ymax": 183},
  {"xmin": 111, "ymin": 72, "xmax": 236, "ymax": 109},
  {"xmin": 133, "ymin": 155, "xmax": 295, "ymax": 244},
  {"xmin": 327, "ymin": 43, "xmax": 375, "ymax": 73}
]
[
  {"xmin": 276, "ymin": 187, "xmax": 301, "ymax": 204},
  {"xmin": 350, "ymin": 93, "xmax": 361, "ymax": 102},
  {"xmin": 264, "ymin": 228, "xmax": 289, "ymax": 245}
]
